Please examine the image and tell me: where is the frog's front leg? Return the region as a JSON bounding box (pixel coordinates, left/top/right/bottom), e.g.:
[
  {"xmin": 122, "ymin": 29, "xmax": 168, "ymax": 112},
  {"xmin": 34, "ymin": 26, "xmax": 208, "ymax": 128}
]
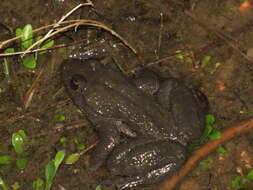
[
  {"xmin": 89, "ymin": 121, "xmax": 120, "ymax": 171},
  {"xmin": 89, "ymin": 119, "xmax": 137, "ymax": 171}
]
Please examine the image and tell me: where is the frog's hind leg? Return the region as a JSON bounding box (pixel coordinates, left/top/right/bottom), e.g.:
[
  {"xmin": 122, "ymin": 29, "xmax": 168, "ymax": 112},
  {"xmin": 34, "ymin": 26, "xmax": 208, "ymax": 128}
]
[{"xmin": 106, "ymin": 139, "xmax": 187, "ymax": 189}]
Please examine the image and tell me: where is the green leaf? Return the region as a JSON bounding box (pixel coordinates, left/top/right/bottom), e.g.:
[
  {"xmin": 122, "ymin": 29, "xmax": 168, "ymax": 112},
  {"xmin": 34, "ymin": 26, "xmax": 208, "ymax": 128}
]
[
  {"xmin": 39, "ymin": 40, "xmax": 54, "ymax": 55},
  {"xmin": 199, "ymin": 158, "xmax": 212, "ymax": 170},
  {"xmin": 95, "ymin": 185, "xmax": 102, "ymax": 190},
  {"xmin": 4, "ymin": 48, "xmax": 14, "ymax": 53},
  {"xmin": 65, "ymin": 154, "xmax": 80, "ymax": 165},
  {"xmin": 32, "ymin": 178, "xmax": 44, "ymax": 190},
  {"xmin": 209, "ymin": 131, "xmax": 222, "ymax": 140},
  {"xmin": 54, "ymin": 150, "xmax": 65, "ymax": 170},
  {"xmin": 15, "ymin": 28, "xmax": 23, "ymax": 38},
  {"xmin": 11, "ymin": 182, "xmax": 20, "ymax": 190},
  {"xmin": 200, "ymin": 124, "xmax": 213, "ymax": 142},
  {"xmin": 0, "ymin": 177, "xmax": 9, "ymax": 190},
  {"xmin": 22, "ymin": 55, "xmax": 36, "ymax": 69},
  {"xmin": 247, "ymin": 170, "xmax": 253, "ymax": 180},
  {"xmin": 45, "ymin": 160, "xmax": 55, "ymax": 190},
  {"xmin": 21, "ymin": 24, "xmax": 33, "ymax": 49},
  {"xmin": 201, "ymin": 56, "xmax": 211, "ymax": 65},
  {"xmin": 205, "ymin": 114, "xmax": 215, "ymax": 125},
  {"xmin": 60, "ymin": 137, "xmax": 68, "ymax": 143},
  {"xmin": 216, "ymin": 146, "xmax": 227, "ymax": 154},
  {"xmin": 231, "ymin": 176, "xmax": 243, "ymax": 189},
  {"xmin": 3, "ymin": 59, "xmax": 10, "ymax": 80},
  {"xmin": 17, "ymin": 130, "xmax": 27, "ymax": 141},
  {"xmin": 77, "ymin": 143, "xmax": 85, "ymax": 151},
  {"xmin": 16, "ymin": 157, "xmax": 27, "ymax": 169},
  {"xmin": 55, "ymin": 114, "xmax": 65, "ymax": 122},
  {"xmin": 0, "ymin": 155, "xmax": 13, "ymax": 165},
  {"xmin": 12, "ymin": 133, "xmax": 25, "ymax": 154},
  {"xmin": 35, "ymin": 36, "xmax": 43, "ymax": 42}
]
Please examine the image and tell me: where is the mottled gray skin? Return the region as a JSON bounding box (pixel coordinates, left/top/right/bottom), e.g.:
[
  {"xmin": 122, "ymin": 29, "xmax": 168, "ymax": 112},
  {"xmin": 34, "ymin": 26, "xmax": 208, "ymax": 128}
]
[{"xmin": 61, "ymin": 58, "xmax": 208, "ymax": 189}]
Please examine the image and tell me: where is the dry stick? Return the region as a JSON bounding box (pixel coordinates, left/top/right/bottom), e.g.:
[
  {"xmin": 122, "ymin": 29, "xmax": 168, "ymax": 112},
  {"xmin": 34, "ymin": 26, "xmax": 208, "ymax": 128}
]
[
  {"xmin": 23, "ymin": 66, "xmax": 45, "ymax": 109},
  {"xmin": 0, "ymin": 20, "xmax": 83, "ymax": 49},
  {"xmin": 156, "ymin": 12, "xmax": 164, "ymax": 59},
  {"xmin": 0, "ymin": 38, "xmax": 89, "ymax": 57},
  {"xmin": 30, "ymin": 120, "xmax": 88, "ymax": 138},
  {"xmin": 184, "ymin": 10, "xmax": 253, "ymax": 67},
  {"xmin": 0, "ymin": 20, "xmax": 137, "ymax": 56},
  {"xmin": 128, "ymin": 51, "xmax": 190, "ymax": 74},
  {"xmin": 22, "ymin": 2, "xmax": 94, "ymax": 56},
  {"xmin": 156, "ymin": 117, "xmax": 253, "ymax": 190}
]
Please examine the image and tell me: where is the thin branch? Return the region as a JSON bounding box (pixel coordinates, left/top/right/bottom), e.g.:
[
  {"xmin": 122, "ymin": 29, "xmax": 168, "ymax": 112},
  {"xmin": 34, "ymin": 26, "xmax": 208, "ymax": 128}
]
[
  {"xmin": 156, "ymin": 117, "xmax": 253, "ymax": 190},
  {"xmin": 23, "ymin": 2, "xmax": 94, "ymax": 56}
]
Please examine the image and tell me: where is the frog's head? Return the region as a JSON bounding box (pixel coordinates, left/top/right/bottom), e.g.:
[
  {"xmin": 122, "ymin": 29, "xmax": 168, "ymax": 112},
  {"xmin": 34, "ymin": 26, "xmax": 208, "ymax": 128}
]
[{"xmin": 61, "ymin": 58, "xmax": 102, "ymax": 97}]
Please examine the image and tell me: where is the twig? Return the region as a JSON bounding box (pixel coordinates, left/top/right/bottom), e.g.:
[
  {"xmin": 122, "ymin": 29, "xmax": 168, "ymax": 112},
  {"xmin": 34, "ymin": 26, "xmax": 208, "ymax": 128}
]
[
  {"xmin": 30, "ymin": 120, "xmax": 88, "ymax": 138},
  {"xmin": 0, "ymin": 38, "xmax": 88, "ymax": 57},
  {"xmin": 184, "ymin": 10, "xmax": 253, "ymax": 70},
  {"xmin": 156, "ymin": 117, "xmax": 253, "ymax": 190},
  {"xmin": 0, "ymin": 19, "xmax": 137, "ymax": 57},
  {"xmin": 127, "ymin": 51, "xmax": 190, "ymax": 74},
  {"xmin": 0, "ymin": 20, "xmax": 80, "ymax": 49},
  {"xmin": 23, "ymin": 67, "xmax": 45, "ymax": 109},
  {"xmin": 22, "ymin": 2, "xmax": 94, "ymax": 56},
  {"xmin": 156, "ymin": 12, "xmax": 163, "ymax": 59},
  {"xmin": 79, "ymin": 141, "xmax": 98, "ymax": 156}
]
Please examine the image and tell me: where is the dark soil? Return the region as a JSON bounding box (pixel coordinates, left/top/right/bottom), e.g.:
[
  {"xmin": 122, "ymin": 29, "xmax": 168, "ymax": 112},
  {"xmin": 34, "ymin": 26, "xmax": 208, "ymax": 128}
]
[{"xmin": 0, "ymin": 0, "xmax": 253, "ymax": 190}]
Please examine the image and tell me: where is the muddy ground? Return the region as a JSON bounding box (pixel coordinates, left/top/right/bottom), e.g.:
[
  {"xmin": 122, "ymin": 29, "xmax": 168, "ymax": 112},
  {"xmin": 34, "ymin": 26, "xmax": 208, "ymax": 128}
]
[{"xmin": 0, "ymin": 0, "xmax": 253, "ymax": 190}]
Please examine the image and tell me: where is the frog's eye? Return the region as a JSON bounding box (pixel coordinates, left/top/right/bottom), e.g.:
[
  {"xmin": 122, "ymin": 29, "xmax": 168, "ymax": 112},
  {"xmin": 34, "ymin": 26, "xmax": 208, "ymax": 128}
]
[{"xmin": 70, "ymin": 74, "xmax": 87, "ymax": 91}]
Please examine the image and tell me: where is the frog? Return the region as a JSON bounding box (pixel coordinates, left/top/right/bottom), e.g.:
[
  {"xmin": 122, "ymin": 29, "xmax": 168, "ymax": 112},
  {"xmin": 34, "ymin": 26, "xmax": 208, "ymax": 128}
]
[{"xmin": 60, "ymin": 58, "xmax": 208, "ymax": 189}]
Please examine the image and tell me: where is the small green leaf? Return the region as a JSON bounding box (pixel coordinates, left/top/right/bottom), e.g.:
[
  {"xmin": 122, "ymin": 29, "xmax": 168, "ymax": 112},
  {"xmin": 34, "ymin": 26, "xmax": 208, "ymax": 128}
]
[
  {"xmin": 3, "ymin": 59, "xmax": 10, "ymax": 80},
  {"xmin": 55, "ymin": 114, "xmax": 65, "ymax": 122},
  {"xmin": 39, "ymin": 40, "xmax": 54, "ymax": 55},
  {"xmin": 77, "ymin": 143, "xmax": 85, "ymax": 151},
  {"xmin": 54, "ymin": 150, "xmax": 65, "ymax": 170},
  {"xmin": 0, "ymin": 155, "xmax": 13, "ymax": 165},
  {"xmin": 176, "ymin": 55, "xmax": 184, "ymax": 60},
  {"xmin": 11, "ymin": 182, "xmax": 20, "ymax": 190},
  {"xmin": 95, "ymin": 185, "xmax": 102, "ymax": 190},
  {"xmin": 216, "ymin": 146, "xmax": 227, "ymax": 154},
  {"xmin": 201, "ymin": 56, "xmax": 211, "ymax": 65},
  {"xmin": 65, "ymin": 153, "xmax": 80, "ymax": 164},
  {"xmin": 231, "ymin": 176, "xmax": 243, "ymax": 189},
  {"xmin": 60, "ymin": 137, "xmax": 68, "ymax": 143},
  {"xmin": 15, "ymin": 28, "xmax": 23, "ymax": 38},
  {"xmin": 22, "ymin": 55, "xmax": 36, "ymax": 69},
  {"xmin": 209, "ymin": 131, "xmax": 222, "ymax": 140},
  {"xmin": 32, "ymin": 178, "xmax": 44, "ymax": 190},
  {"xmin": 17, "ymin": 130, "xmax": 27, "ymax": 141},
  {"xmin": 35, "ymin": 36, "xmax": 43, "ymax": 42},
  {"xmin": 21, "ymin": 24, "xmax": 33, "ymax": 48},
  {"xmin": 45, "ymin": 160, "xmax": 55, "ymax": 190},
  {"xmin": 247, "ymin": 170, "xmax": 253, "ymax": 180},
  {"xmin": 12, "ymin": 133, "xmax": 25, "ymax": 154},
  {"xmin": 16, "ymin": 157, "xmax": 27, "ymax": 169},
  {"xmin": 200, "ymin": 124, "xmax": 213, "ymax": 141},
  {"xmin": 0, "ymin": 177, "xmax": 9, "ymax": 190},
  {"xmin": 199, "ymin": 158, "xmax": 212, "ymax": 170},
  {"xmin": 206, "ymin": 114, "xmax": 215, "ymax": 125},
  {"xmin": 4, "ymin": 48, "xmax": 14, "ymax": 53}
]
